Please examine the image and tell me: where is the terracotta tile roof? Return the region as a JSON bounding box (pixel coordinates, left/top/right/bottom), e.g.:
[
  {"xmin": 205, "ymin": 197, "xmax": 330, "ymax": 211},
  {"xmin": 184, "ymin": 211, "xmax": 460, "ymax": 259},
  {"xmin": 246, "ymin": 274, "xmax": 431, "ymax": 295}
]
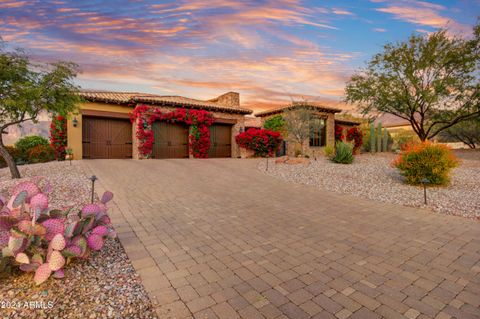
[
  {"xmin": 335, "ymin": 118, "xmax": 361, "ymax": 126},
  {"xmin": 79, "ymin": 90, "xmax": 252, "ymax": 114},
  {"xmin": 255, "ymin": 102, "xmax": 342, "ymax": 117}
]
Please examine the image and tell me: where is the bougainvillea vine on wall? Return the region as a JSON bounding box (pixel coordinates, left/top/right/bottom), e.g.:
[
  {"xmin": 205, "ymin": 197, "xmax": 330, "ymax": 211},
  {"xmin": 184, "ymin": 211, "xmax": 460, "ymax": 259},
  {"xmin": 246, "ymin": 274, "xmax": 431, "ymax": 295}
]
[
  {"xmin": 130, "ymin": 105, "xmax": 215, "ymax": 158},
  {"xmin": 346, "ymin": 127, "xmax": 363, "ymax": 154},
  {"xmin": 49, "ymin": 115, "xmax": 67, "ymax": 160},
  {"xmin": 235, "ymin": 128, "xmax": 283, "ymax": 157},
  {"xmin": 334, "ymin": 124, "xmax": 344, "ymax": 141}
]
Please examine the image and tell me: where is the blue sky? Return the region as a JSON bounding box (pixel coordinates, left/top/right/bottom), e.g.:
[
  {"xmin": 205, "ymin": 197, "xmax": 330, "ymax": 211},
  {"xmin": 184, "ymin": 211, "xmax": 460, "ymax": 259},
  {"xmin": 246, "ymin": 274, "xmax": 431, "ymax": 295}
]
[{"xmin": 0, "ymin": 0, "xmax": 478, "ymax": 111}]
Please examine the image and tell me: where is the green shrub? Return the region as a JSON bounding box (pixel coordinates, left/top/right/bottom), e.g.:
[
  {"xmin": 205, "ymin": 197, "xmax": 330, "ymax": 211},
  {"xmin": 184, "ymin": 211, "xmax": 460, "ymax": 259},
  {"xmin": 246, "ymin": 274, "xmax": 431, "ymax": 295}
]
[
  {"xmin": 0, "ymin": 146, "xmax": 21, "ymax": 168},
  {"xmin": 27, "ymin": 144, "xmax": 55, "ymax": 163},
  {"xmin": 15, "ymin": 135, "xmax": 50, "ymax": 161},
  {"xmin": 393, "ymin": 142, "xmax": 459, "ymax": 185},
  {"xmin": 263, "ymin": 115, "xmax": 286, "ymax": 136},
  {"xmin": 331, "ymin": 142, "xmax": 354, "ymax": 164},
  {"xmin": 323, "ymin": 145, "xmax": 335, "ymax": 157}
]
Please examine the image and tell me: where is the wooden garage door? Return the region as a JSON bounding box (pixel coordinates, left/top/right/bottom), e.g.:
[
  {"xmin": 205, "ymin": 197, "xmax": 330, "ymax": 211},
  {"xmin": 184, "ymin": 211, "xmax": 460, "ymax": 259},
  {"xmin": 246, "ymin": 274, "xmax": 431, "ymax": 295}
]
[
  {"xmin": 82, "ymin": 117, "xmax": 132, "ymax": 159},
  {"xmin": 209, "ymin": 124, "xmax": 232, "ymax": 158},
  {"xmin": 152, "ymin": 122, "xmax": 189, "ymax": 159}
]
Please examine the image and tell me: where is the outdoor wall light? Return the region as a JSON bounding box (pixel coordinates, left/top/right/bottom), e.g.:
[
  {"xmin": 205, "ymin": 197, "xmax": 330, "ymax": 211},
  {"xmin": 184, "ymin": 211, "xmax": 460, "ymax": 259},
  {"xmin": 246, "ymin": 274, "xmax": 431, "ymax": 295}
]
[
  {"xmin": 421, "ymin": 178, "xmax": 430, "ymax": 205},
  {"xmin": 73, "ymin": 117, "xmax": 78, "ymax": 127}
]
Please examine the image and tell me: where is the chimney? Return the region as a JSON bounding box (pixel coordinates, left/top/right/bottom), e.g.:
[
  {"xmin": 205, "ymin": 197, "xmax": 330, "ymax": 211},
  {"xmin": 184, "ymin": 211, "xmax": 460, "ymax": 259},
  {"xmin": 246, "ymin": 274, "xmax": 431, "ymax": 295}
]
[{"xmin": 208, "ymin": 92, "xmax": 240, "ymax": 108}]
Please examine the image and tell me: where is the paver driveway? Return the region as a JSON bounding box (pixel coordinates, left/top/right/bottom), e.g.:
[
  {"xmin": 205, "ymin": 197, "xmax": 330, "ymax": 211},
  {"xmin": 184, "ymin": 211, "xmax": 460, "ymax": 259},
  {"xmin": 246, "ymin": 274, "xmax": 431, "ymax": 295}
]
[{"xmin": 83, "ymin": 159, "xmax": 480, "ymax": 319}]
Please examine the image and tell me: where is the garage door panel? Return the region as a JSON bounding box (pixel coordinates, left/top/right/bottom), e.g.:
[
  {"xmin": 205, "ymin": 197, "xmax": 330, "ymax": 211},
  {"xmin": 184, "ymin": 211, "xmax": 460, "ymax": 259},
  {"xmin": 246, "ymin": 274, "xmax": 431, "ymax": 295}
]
[
  {"xmin": 209, "ymin": 124, "xmax": 232, "ymax": 158},
  {"xmin": 152, "ymin": 122, "xmax": 189, "ymax": 159},
  {"xmin": 82, "ymin": 117, "xmax": 132, "ymax": 159}
]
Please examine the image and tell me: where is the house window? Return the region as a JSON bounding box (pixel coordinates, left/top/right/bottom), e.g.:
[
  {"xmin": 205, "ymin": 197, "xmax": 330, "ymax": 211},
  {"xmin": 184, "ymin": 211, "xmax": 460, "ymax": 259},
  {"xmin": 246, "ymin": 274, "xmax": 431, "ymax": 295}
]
[{"xmin": 310, "ymin": 118, "xmax": 326, "ymax": 147}]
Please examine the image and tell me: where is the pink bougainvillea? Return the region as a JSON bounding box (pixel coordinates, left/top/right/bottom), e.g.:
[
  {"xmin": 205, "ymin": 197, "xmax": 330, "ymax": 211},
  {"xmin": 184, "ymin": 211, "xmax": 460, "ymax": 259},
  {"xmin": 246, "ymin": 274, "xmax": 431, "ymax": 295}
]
[{"xmin": 130, "ymin": 105, "xmax": 215, "ymax": 158}]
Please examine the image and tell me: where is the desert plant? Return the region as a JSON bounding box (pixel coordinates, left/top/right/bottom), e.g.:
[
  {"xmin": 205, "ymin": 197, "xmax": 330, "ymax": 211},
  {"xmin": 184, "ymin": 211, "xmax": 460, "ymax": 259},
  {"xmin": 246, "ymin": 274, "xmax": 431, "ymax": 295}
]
[
  {"xmin": 14, "ymin": 136, "xmax": 50, "ymax": 161},
  {"xmin": 393, "ymin": 142, "xmax": 459, "ymax": 185},
  {"xmin": 369, "ymin": 123, "xmax": 375, "ymax": 153},
  {"xmin": 0, "ymin": 146, "xmax": 20, "ymax": 168},
  {"xmin": 330, "ymin": 142, "xmax": 354, "ymax": 164},
  {"xmin": 235, "ymin": 128, "xmax": 282, "ymax": 157},
  {"xmin": 0, "ymin": 179, "xmax": 115, "ymax": 285},
  {"xmin": 323, "ymin": 145, "xmax": 335, "ymax": 157},
  {"xmin": 383, "ymin": 129, "xmax": 388, "ymax": 152},
  {"xmin": 376, "ymin": 123, "xmax": 382, "ymax": 153},
  {"xmin": 27, "ymin": 145, "xmax": 55, "ymax": 163},
  {"xmin": 283, "ymin": 107, "xmax": 313, "ymax": 154}
]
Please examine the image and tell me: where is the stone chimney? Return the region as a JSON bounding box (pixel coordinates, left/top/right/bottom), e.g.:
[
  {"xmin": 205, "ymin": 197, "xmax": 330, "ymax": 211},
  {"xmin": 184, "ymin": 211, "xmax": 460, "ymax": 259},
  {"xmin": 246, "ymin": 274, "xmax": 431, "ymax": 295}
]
[{"xmin": 208, "ymin": 92, "xmax": 240, "ymax": 108}]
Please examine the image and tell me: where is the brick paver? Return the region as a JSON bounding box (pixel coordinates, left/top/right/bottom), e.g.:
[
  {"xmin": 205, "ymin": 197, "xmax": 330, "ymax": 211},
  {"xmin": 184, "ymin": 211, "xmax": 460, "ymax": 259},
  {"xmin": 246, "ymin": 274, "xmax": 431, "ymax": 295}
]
[{"xmin": 83, "ymin": 159, "xmax": 480, "ymax": 319}]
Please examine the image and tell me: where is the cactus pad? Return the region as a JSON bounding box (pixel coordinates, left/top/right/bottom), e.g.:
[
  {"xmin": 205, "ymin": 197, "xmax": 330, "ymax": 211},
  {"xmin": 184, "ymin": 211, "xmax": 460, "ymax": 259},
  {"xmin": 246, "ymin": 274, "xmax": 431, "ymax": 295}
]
[
  {"xmin": 34, "ymin": 263, "xmax": 52, "ymax": 285},
  {"xmin": 15, "ymin": 252, "xmax": 30, "ymax": 264},
  {"xmin": 87, "ymin": 234, "xmax": 104, "ymax": 251},
  {"xmin": 42, "ymin": 218, "xmax": 65, "ymax": 241},
  {"xmin": 48, "ymin": 251, "xmax": 65, "ymax": 271},
  {"xmin": 101, "ymin": 191, "xmax": 114, "ymax": 204},
  {"xmin": 50, "ymin": 233, "xmax": 66, "ymax": 251},
  {"xmin": 30, "ymin": 193, "xmax": 49, "ymax": 212}
]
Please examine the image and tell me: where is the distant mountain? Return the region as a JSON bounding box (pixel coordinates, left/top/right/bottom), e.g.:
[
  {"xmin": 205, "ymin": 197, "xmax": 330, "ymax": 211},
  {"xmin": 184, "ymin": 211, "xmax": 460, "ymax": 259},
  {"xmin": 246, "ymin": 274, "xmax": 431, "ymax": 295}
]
[{"xmin": 2, "ymin": 120, "xmax": 51, "ymax": 146}]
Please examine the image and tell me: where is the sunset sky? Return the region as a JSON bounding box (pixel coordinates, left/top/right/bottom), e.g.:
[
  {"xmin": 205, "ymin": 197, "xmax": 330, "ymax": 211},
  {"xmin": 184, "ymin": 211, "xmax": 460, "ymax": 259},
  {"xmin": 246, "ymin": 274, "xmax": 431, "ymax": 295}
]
[{"xmin": 0, "ymin": 0, "xmax": 478, "ymax": 112}]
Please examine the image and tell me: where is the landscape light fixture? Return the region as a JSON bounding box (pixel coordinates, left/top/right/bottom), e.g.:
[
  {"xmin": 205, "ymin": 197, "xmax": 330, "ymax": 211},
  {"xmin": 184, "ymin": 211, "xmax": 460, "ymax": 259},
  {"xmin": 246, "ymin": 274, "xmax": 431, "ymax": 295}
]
[
  {"xmin": 421, "ymin": 178, "xmax": 430, "ymax": 205},
  {"xmin": 90, "ymin": 175, "xmax": 98, "ymax": 203},
  {"xmin": 72, "ymin": 117, "xmax": 78, "ymax": 127}
]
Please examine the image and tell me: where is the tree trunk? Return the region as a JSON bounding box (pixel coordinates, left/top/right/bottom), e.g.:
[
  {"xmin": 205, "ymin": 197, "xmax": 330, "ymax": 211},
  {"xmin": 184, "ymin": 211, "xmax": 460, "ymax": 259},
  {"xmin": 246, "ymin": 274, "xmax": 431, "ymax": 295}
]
[{"xmin": 0, "ymin": 136, "xmax": 21, "ymax": 179}]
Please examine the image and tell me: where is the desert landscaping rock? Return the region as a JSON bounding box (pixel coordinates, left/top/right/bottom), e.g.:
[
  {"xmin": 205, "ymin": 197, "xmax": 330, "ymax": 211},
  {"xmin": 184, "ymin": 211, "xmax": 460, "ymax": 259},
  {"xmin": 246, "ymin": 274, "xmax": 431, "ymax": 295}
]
[
  {"xmin": 0, "ymin": 162, "xmax": 157, "ymax": 319},
  {"xmin": 261, "ymin": 152, "xmax": 480, "ymax": 219}
]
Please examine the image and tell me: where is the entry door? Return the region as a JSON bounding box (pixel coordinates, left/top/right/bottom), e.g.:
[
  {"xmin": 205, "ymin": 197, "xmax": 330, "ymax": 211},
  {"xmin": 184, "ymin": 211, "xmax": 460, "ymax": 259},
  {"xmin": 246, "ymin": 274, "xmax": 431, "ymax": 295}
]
[
  {"xmin": 152, "ymin": 122, "xmax": 189, "ymax": 158},
  {"xmin": 209, "ymin": 124, "xmax": 232, "ymax": 158},
  {"xmin": 82, "ymin": 117, "xmax": 132, "ymax": 159}
]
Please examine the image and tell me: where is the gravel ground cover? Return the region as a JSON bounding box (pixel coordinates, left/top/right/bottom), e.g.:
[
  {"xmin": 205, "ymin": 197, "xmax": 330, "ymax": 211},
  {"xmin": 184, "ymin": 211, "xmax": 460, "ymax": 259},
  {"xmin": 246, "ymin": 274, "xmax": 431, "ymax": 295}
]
[
  {"xmin": 0, "ymin": 161, "xmax": 157, "ymax": 319},
  {"xmin": 260, "ymin": 150, "xmax": 480, "ymax": 220}
]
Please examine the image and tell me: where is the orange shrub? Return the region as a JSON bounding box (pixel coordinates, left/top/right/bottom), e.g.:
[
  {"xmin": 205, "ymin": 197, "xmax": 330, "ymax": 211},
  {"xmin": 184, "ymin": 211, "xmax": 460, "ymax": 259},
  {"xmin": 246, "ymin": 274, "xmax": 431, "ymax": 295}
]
[
  {"xmin": 27, "ymin": 144, "xmax": 55, "ymax": 163},
  {"xmin": 392, "ymin": 142, "xmax": 459, "ymax": 185}
]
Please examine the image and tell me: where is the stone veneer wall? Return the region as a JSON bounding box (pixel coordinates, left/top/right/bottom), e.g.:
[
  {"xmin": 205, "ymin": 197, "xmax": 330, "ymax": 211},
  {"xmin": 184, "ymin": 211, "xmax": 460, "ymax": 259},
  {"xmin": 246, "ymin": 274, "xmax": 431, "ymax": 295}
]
[{"xmin": 132, "ymin": 104, "xmax": 245, "ymax": 159}]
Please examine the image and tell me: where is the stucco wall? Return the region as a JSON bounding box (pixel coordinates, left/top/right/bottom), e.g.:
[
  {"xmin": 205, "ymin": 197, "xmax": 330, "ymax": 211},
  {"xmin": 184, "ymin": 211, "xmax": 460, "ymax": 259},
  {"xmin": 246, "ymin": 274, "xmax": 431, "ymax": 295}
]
[{"xmin": 67, "ymin": 102, "xmax": 134, "ymax": 160}]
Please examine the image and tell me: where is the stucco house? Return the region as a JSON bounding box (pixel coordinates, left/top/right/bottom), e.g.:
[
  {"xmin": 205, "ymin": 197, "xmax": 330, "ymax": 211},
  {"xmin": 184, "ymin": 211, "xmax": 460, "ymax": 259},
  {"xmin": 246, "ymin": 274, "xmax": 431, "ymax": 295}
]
[
  {"xmin": 254, "ymin": 103, "xmax": 359, "ymax": 157},
  {"xmin": 67, "ymin": 90, "xmax": 252, "ymax": 160}
]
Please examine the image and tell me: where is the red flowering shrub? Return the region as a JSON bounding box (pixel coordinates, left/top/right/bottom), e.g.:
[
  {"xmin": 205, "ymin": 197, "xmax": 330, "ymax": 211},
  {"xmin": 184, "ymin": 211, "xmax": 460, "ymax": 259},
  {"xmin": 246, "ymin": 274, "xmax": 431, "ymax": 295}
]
[
  {"xmin": 346, "ymin": 127, "xmax": 363, "ymax": 153},
  {"xmin": 335, "ymin": 124, "xmax": 344, "ymax": 141},
  {"xmin": 27, "ymin": 144, "xmax": 55, "ymax": 163},
  {"xmin": 50, "ymin": 115, "xmax": 67, "ymax": 160},
  {"xmin": 392, "ymin": 142, "xmax": 458, "ymax": 185},
  {"xmin": 235, "ymin": 128, "xmax": 283, "ymax": 157},
  {"xmin": 130, "ymin": 105, "xmax": 214, "ymax": 158}
]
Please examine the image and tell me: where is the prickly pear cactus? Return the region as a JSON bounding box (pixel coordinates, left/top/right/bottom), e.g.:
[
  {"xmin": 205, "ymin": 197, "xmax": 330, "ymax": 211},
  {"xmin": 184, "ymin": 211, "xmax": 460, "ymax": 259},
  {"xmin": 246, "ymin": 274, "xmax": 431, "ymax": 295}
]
[{"xmin": 0, "ymin": 179, "xmax": 115, "ymax": 285}]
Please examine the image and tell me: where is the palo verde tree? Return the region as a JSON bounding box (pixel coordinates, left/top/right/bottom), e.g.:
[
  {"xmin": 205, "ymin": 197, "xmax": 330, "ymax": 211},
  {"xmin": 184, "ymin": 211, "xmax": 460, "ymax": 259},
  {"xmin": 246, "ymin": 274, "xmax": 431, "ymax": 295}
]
[
  {"xmin": 345, "ymin": 22, "xmax": 480, "ymax": 141},
  {"xmin": 0, "ymin": 41, "xmax": 81, "ymax": 178},
  {"xmin": 440, "ymin": 118, "xmax": 480, "ymax": 148},
  {"xmin": 283, "ymin": 103, "xmax": 314, "ymax": 155}
]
